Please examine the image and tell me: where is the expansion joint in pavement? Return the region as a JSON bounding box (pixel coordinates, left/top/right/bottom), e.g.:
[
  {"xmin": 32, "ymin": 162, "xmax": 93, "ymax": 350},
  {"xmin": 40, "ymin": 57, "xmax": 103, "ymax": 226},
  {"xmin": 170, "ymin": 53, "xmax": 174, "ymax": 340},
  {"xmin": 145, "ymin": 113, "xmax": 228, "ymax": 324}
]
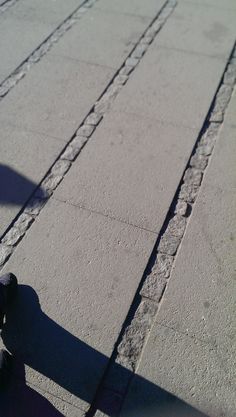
[
  {"xmin": 0, "ymin": 0, "xmax": 19, "ymax": 15},
  {"xmin": 0, "ymin": 0, "xmax": 177, "ymax": 268},
  {"xmin": 0, "ymin": 0, "xmax": 98, "ymax": 98},
  {"xmin": 86, "ymin": 43, "xmax": 236, "ymax": 417}
]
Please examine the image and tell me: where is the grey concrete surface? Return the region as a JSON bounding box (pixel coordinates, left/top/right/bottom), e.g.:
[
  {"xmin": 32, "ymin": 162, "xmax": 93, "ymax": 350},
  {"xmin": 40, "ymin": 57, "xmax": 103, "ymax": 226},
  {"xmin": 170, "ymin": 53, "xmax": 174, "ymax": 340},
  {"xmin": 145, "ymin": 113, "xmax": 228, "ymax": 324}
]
[
  {"xmin": 51, "ymin": 8, "xmax": 150, "ymax": 69},
  {"xmin": 0, "ymin": 0, "xmax": 84, "ymax": 84},
  {"xmin": 155, "ymin": 1, "xmax": 236, "ymax": 58},
  {"xmin": 0, "ymin": 15, "xmax": 53, "ymax": 83},
  {"xmin": 120, "ymin": 91, "xmax": 236, "ymax": 416},
  {"xmin": 181, "ymin": 0, "xmax": 236, "ymax": 11},
  {"xmin": 0, "ymin": 54, "xmax": 114, "ymax": 139},
  {"xmin": 1, "ymin": 198, "xmax": 157, "ymax": 412},
  {"xmin": 111, "ymin": 45, "xmax": 227, "ymax": 130},
  {"xmin": 0, "ymin": 125, "xmax": 66, "ymax": 236},
  {"xmin": 7, "ymin": 0, "xmax": 84, "ymax": 25},
  {"xmin": 94, "ymin": 0, "xmax": 165, "ymax": 18},
  {"xmin": 55, "ymin": 111, "xmax": 198, "ymax": 232}
]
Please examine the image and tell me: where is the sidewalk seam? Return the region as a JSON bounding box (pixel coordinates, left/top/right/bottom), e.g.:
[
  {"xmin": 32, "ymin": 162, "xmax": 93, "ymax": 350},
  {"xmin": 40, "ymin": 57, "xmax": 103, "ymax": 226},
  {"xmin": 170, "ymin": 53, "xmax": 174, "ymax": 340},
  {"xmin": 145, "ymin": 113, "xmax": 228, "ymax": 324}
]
[
  {"xmin": 85, "ymin": 42, "xmax": 236, "ymax": 417},
  {"xmin": 0, "ymin": 0, "xmax": 176, "ymax": 267},
  {"xmin": 0, "ymin": 0, "xmax": 99, "ymax": 99}
]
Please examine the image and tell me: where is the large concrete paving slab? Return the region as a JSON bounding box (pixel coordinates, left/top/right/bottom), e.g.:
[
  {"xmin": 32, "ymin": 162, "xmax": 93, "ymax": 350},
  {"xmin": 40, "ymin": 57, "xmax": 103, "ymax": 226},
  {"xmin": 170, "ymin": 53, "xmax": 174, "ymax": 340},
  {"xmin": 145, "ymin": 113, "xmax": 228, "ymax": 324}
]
[
  {"xmin": 0, "ymin": 0, "xmax": 85, "ymax": 84},
  {"xmin": 7, "ymin": 0, "xmax": 84, "ymax": 25},
  {"xmin": 120, "ymin": 324, "xmax": 234, "ymax": 417},
  {"xmin": 111, "ymin": 46, "xmax": 227, "ymax": 130},
  {"xmin": 120, "ymin": 94, "xmax": 236, "ymax": 416},
  {"xmin": 0, "ymin": 15, "xmax": 54, "ymax": 83},
  {"xmin": 55, "ymin": 111, "xmax": 198, "ymax": 232},
  {"xmin": 94, "ymin": 0, "xmax": 166, "ymax": 18},
  {"xmin": 181, "ymin": 0, "xmax": 236, "ymax": 11},
  {"xmin": 51, "ymin": 8, "xmax": 150, "ymax": 69},
  {"xmin": 155, "ymin": 2, "xmax": 236, "ymax": 58},
  {"xmin": 0, "ymin": 53, "xmax": 114, "ymax": 139},
  {"xmin": 1, "ymin": 198, "xmax": 157, "ymax": 413},
  {"xmin": 0, "ymin": 124, "xmax": 66, "ymax": 236}
]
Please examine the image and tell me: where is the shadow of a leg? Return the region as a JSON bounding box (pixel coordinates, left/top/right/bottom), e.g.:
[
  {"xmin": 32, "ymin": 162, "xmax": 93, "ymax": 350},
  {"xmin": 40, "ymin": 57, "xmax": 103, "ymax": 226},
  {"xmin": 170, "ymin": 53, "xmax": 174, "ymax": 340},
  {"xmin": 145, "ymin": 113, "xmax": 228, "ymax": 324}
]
[
  {"xmin": 1, "ymin": 285, "xmax": 208, "ymax": 417},
  {"xmin": 0, "ymin": 358, "xmax": 64, "ymax": 417}
]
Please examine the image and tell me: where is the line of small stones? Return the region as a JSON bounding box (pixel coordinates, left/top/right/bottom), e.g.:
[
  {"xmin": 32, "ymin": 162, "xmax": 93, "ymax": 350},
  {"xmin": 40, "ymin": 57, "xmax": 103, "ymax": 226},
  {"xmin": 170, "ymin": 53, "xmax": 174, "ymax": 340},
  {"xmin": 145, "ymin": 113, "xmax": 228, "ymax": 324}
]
[
  {"xmin": 0, "ymin": 0, "xmax": 19, "ymax": 15},
  {"xmin": 90, "ymin": 45, "xmax": 236, "ymax": 417},
  {"xmin": 0, "ymin": 0, "xmax": 98, "ymax": 99},
  {"xmin": 0, "ymin": 0, "xmax": 177, "ymax": 268}
]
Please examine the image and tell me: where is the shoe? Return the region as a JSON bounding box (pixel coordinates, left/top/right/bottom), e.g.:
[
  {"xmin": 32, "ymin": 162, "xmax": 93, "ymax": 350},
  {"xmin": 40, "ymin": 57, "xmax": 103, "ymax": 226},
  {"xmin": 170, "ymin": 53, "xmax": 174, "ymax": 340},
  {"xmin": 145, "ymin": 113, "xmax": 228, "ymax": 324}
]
[
  {"xmin": 0, "ymin": 273, "xmax": 18, "ymax": 329},
  {"xmin": 0, "ymin": 349, "xmax": 12, "ymax": 389}
]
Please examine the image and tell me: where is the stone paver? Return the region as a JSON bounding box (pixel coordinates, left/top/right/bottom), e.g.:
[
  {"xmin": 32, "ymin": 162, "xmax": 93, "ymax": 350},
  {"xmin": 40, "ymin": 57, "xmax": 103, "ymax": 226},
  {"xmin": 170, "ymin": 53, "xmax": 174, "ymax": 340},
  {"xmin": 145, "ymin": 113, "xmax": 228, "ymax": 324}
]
[
  {"xmin": 55, "ymin": 111, "xmax": 198, "ymax": 232},
  {"xmin": 0, "ymin": 125, "xmax": 65, "ymax": 236},
  {"xmin": 0, "ymin": 0, "xmax": 84, "ymax": 84},
  {"xmin": 1, "ymin": 198, "xmax": 157, "ymax": 413},
  {"xmin": 0, "ymin": 54, "xmax": 114, "ymax": 139},
  {"xmin": 94, "ymin": 0, "xmax": 166, "ymax": 18},
  {"xmin": 51, "ymin": 8, "xmax": 151, "ymax": 69},
  {"xmin": 155, "ymin": 2, "xmax": 236, "ymax": 58},
  {"xmin": 111, "ymin": 45, "xmax": 227, "ymax": 130},
  {"xmin": 120, "ymin": 87, "xmax": 236, "ymax": 416}
]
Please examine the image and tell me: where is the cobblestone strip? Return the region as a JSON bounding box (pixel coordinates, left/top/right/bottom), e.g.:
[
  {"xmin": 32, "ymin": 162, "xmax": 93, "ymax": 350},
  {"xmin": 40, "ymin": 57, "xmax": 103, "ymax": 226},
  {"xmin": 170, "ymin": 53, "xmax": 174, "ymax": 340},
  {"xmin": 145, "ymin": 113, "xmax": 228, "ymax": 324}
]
[
  {"xmin": 0, "ymin": 0, "xmax": 19, "ymax": 15},
  {"xmin": 0, "ymin": 0, "xmax": 177, "ymax": 268},
  {"xmin": 0, "ymin": 0, "xmax": 98, "ymax": 98},
  {"xmin": 89, "ymin": 45, "xmax": 236, "ymax": 417}
]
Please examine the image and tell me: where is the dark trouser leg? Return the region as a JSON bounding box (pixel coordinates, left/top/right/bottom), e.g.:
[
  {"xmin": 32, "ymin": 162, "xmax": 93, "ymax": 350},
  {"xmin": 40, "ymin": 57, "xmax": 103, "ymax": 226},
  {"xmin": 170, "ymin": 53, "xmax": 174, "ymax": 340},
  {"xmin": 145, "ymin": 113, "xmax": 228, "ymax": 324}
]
[{"xmin": 0, "ymin": 273, "xmax": 18, "ymax": 329}]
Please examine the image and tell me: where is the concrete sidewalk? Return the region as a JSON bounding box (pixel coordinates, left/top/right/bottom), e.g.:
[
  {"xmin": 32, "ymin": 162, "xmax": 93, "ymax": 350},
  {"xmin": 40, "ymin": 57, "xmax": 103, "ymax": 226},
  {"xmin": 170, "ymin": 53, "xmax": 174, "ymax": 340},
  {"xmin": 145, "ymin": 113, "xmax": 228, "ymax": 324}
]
[{"xmin": 0, "ymin": 0, "xmax": 236, "ymax": 416}]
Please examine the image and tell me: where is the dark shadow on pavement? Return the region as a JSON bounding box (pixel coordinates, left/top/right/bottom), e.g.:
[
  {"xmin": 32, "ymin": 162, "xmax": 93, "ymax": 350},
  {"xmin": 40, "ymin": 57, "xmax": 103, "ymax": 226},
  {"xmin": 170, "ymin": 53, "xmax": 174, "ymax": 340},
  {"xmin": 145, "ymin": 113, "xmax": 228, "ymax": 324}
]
[
  {"xmin": 1, "ymin": 285, "xmax": 208, "ymax": 417},
  {"xmin": 0, "ymin": 164, "xmax": 46, "ymax": 207}
]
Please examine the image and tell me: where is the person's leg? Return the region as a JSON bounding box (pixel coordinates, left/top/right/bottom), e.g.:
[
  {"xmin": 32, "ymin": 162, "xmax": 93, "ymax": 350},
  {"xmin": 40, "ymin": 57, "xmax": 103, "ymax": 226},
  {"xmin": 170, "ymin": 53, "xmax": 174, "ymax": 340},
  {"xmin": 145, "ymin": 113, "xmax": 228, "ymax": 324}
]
[
  {"xmin": 0, "ymin": 349, "xmax": 12, "ymax": 388},
  {"xmin": 0, "ymin": 273, "xmax": 18, "ymax": 329}
]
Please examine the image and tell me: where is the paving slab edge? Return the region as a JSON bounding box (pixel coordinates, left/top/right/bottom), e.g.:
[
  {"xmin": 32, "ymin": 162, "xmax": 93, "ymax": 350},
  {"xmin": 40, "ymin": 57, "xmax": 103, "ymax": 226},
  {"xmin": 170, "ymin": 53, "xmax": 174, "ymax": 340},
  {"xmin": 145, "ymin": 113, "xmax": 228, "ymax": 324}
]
[
  {"xmin": 91, "ymin": 44, "xmax": 236, "ymax": 417},
  {"xmin": 0, "ymin": 0, "xmax": 19, "ymax": 15},
  {"xmin": 0, "ymin": 0, "xmax": 176, "ymax": 265},
  {"xmin": 0, "ymin": 0, "xmax": 98, "ymax": 98}
]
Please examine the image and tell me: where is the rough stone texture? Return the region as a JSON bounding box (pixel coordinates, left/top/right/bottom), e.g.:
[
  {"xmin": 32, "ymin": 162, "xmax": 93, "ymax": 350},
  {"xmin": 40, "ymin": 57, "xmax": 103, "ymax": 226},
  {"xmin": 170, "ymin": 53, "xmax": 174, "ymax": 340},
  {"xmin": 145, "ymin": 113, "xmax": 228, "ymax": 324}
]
[
  {"xmin": 114, "ymin": 74, "xmax": 129, "ymax": 86},
  {"xmin": 158, "ymin": 233, "xmax": 181, "ymax": 255},
  {"xmin": 131, "ymin": 44, "xmax": 148, "ymax": 59},
  {"xmin": 2, "ymin": 226, "xmax": 25, "ymax": 246},
  {"xmin": 24, "ymin": 198, "xmax": 46, "ymax": 215},
  {"xmin": 1, "ymin": 198, "xmax": 156, "ymax": 411},
  {"xmin": 200, "ymin": 123, "xmax": 219, "ymax": 145},
  {"xmin": 0, "ymin": 244, "xmax": 13, "ymax": 266},
  {"xmin": 138, "ymin": 120, "xmax": 236, "ymax": 417},
  {"xmin": 155, "ymin": 2, "xmax": 236, "ymax": 58},
  {"xmin": 224, "ymin": 63, "xmax": 236, "ymax": 85},
  {"xmin": 119, "ymin": 66, "xmax": 134, "ymax": 76},
  {"xmin": 190, "ymin": 153, "xmax": 208, "ymax": 171},
  {"xmin": 166, "ymin": 214, "xmax": 187, "ymax": 238},
  {"xmin": 117, "ymin": 299, "xmax": 158, "ymax": 369},
  {"xmin": 112, "ymin": 46, "xmax": 228, "ymax": 130},
  {"xmin": 179, "ymin": 183, "xmax": 199, "ymax": 203},
  {"xmin": 210, "ymin": 84, "xmax": 233, "ymax": 122},
  {"xmin": 51, "ymin": 8, "xmax": 150, "ymax": 69},
  {"xmin": 14, "ymin": 213, "xmax": 34, "ymax": 233},
  {"xmin": 94, "ymin": 85, "xmax": 122, "ymax": 114},
  {"xmin": 85, "ymin": 112, "xmax": 103, "ymax": 126},
  {"xmin": 174, "ymin": 200, "xmax": 188, "ymax": 216},
  {"xmin": 140, "ymin": 35, "xmax": 153, "ymax": 45},
  {"xmin": 60, "ymin": 145, "xmax": 81, "ymax": 161},
  {"xmin": 76, "ymin": 124, "xmax": 95, "ymax": 138},
  {"xmin": 70, "ymin": 135, "xmax": 88, "ymax": 151},
  {"xmin": 0, "ymin": 125, "xmax": 63, "ymax": 237},
  {"xmin": 125, "ymin": 57, "xmax": 139, "ymax": 68},
  {"xmin": 140, "ymin": 274, "xmax": 166, "ymax": 302},
  {"xmin": 183, "ymin": 168, "xmax": 202, "ymax": 186},
  {"xmin": 196, "ymin": 143, "xmax": 214, "ymax": 156},
  {"xmin": 55, "ymin": 111, "xmax": 199, "ymax": 232},
  {"xmin": 41, "ymin": 174, "xmax": 63, "ymax": 191},
  {"xmin": 0, "ymin": 54, "xmax": 114, "ymax": 140},
  {"xmin": 51, "ymin": 160, "xmax": 71, "ymax": 177}
]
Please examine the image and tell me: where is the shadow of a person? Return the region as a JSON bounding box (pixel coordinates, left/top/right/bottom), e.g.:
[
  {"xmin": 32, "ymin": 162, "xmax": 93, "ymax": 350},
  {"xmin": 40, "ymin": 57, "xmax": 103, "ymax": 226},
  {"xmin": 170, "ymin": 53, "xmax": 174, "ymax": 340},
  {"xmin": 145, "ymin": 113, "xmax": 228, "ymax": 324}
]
[
  {"xmin": 0, "ymin": 357, "xmax": 64, "ymax": 417},
  {"xmin": 1, "ymin": 285, "xmax": 208, "ymax": 417}
]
